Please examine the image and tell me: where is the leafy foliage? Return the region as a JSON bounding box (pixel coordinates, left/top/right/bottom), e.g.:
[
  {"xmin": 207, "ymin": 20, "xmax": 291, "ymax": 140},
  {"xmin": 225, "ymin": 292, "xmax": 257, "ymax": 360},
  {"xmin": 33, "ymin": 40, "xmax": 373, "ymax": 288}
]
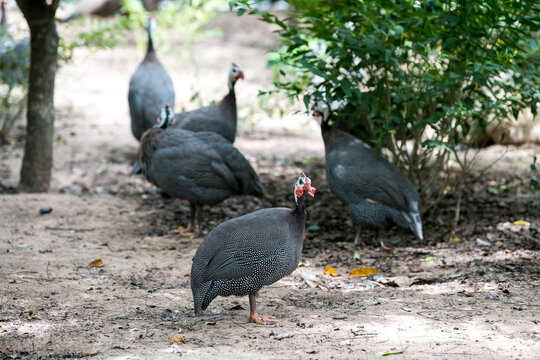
[
  {"xmin": 234, "ymin": 0, "xmax": 540, "ymax": 215},
  {"xmin": 59, "ymin": 0, "xmax": 224, "ymax": 62}
]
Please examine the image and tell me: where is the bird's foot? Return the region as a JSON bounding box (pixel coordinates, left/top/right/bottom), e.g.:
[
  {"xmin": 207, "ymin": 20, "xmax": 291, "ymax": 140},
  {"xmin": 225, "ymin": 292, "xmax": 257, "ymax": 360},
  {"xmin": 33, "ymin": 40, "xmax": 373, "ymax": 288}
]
[{"xmin": 248, "ymin": 314, "xmax": 278, "ymax": 326}]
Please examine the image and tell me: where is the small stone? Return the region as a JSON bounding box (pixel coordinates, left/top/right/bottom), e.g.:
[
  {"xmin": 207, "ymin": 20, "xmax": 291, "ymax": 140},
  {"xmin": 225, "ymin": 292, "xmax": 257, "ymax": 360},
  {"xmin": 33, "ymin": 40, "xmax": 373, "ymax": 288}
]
[
  {"xmin": 273, "ymin": 332, "xmax": 294, "ymax": 340},
  {"xmin": 476, "ymin": 238, "xmax": 492, "ymax": 247},
  {"xmin": 39, "ymin": 207, "xmax": 53, "ymax": 215}
]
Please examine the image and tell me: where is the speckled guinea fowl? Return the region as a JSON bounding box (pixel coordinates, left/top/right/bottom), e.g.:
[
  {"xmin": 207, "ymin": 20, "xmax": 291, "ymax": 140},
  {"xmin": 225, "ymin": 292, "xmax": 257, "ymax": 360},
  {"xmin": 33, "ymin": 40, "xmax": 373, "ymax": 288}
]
[
  {"xmin": 312, "ymin": 101, "xmax": 423, "ymax": 245},
  {"xmin": 139, "ymin": 106, "xmax": 263, "ymax": 236},
  {"xmin": 191, "ymin": 174, "xmax": 316, "ymax": 325},
  {"xmin": 128, "ymin": 17, "xmax": 175, "ymax": 141},
  {"xmin": 173, "ymin": 64, "xmax": 244, "ymax": 143}
]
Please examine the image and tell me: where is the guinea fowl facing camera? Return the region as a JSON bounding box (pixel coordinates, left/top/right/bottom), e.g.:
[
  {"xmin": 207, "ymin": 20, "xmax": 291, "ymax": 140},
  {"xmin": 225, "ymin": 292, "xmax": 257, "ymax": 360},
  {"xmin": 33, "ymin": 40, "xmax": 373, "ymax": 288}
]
[
  {"xmin": 139, "ymin": 107, "xmax": 263, "ymax": 236},
  {"xmin": 312, "ymin": 101, "xmax": 423, "ymax": 245},
  {"xmin": 128, "ymin": 17, "xmax": 175, "ymax": 141},
  {"xmin": 173, "ymin": 64, "xmax": 244, "ymax": 143},
  {"xmin": 191, "ymin": 174, "xmax": 316, "ymax": 325}
]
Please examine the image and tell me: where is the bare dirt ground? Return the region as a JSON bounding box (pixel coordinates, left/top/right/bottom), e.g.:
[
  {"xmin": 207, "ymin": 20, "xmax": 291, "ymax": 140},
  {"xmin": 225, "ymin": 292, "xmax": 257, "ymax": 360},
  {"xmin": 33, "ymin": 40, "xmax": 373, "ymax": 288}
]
[{"xmin": 1, "ymin": 10, "xmax": 539, "ymax": 360}]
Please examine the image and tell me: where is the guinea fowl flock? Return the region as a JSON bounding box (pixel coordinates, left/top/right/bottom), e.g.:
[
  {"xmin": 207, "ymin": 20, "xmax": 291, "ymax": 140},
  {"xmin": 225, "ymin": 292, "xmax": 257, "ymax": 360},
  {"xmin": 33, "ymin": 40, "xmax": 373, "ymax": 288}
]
[{"xmin": 123, "ymin": 18, "xmax": 424, "ymax": 325}]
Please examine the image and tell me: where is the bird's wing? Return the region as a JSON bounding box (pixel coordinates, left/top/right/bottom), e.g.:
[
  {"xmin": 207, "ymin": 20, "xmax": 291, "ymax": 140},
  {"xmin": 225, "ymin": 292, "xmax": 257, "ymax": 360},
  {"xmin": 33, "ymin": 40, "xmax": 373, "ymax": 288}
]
[
  {"xmin": 327, "ymin": 140, "xmax": 415, "ymax": 212},
  {"xmin": 148, "ymin": 131, "xmax": 239, "ymax": 192},
  {"xmin": 195, "ymin": 210, "xmax": 291, "ymax": 282}
]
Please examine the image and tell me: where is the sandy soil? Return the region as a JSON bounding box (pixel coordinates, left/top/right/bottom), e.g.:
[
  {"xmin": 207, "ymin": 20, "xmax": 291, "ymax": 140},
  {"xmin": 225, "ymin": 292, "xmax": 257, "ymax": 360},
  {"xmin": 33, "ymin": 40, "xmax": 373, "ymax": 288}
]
[{"xmin": 1, "ymin": 9, "xmax": 539, "ymax": 360}]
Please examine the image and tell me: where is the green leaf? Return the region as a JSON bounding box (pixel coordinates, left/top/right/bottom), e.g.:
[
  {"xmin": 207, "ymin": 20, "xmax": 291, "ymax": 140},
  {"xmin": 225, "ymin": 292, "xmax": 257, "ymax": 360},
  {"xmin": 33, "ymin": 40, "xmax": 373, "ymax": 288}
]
[
  {"xmin": 425, "ymin": 256, "xmax": 435, "ymax": 262},
  {"xmin": 376, "ymin": 347, "xmax": 407, "ymax": 356},
  {"xmin": 307, "ymin": 225, "xmax": 320, "ymax": 232}
]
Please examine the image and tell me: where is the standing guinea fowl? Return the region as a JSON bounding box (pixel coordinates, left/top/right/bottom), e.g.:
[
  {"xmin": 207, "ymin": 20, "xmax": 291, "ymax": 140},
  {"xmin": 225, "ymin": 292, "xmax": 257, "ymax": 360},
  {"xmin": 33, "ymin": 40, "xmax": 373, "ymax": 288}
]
[
  {"xmin": 139, "ymin": 106, "xmax": 263, "ymax": 236},
  {"xmin": 173, "ymin": 64, "xmax": 244, "ymax": 143},
  {"xmin": 312, "ymin": 101, "xmax": 423, "ymax": 245},
  {"xmin": 191, "ymin": 174, "xmax": 316, "ymax": 325},
  {"xmin": 128, "ymin": 17, "xmax": 175, "ymax": 141}
]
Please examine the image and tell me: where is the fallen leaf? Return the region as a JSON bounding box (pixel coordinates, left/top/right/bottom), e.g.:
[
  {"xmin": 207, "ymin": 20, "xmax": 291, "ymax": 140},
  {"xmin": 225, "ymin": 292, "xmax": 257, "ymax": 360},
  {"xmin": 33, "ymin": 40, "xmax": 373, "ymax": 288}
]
[
  {"xmin": 205, "ymin": 321, "xmax": 216, "ymax": 326},
  {"xmin": 324, "ymin": 266, "xmax": 337, "ymax": 276},
  {"xmin": 298, "ymin": 261, "xmax": 310, "ymax": 267},
  {"xmin": 424, "ymin": 256, "xmax": 435, "ymax": 262},
  {"xmin": 380, "ymin": 241, "xmax": 394, "ymax": 251},
  {"xmin": 87, "ymin": 286, "xmax": 102, "ymax": 291},
  {"xmin": 296, "ymin": 269, "xmax": 319, "ymax": 288},
  {"xmin": 350, "ymin": 267, "xmax": 378, "ymax": 277},
  {"xmin": 168, "ymin": 336, "xmax": 186, "ymax": 343},
  {"xmin": 377, "ymin": 275, "xmax": 413, "ymax": 287},
  {"xmin": 353, "ymin": 251, "xmax": 362, "ymax": 260},
  {"xmin": 411, "ymin": 272, "xmax": 435, "ymax": 285},
  {"xmin": 376, "ymin": 347, "xmax": 407, "ymax": 356},
  {"xmin": 177, "ymin": 225, "xmax": 185, "ymax": 231},
  {"xmin": 513, "ymin": 220, "xmax": 530, "ymax": 226},
  {"xmin": 505, "ymin": 249, "xmax": 512, "ymax": 253},
  {"xmin": 450, "ymin": 236, "xmax": 460, "ymax": 242},
  {"xmin": 89, "ymin": 259, "xmax": 103, "ymax": 267},
  {"xmin": 317, "ymin": 284, "xmax": 328, "ymax": 291},
  {"xmin": 26, "ymin": 311, "xmax": 35, "ymax": 320},
  {"xmin": 129, "ymin": 328, "xmax": 139, "ymax": 332}
]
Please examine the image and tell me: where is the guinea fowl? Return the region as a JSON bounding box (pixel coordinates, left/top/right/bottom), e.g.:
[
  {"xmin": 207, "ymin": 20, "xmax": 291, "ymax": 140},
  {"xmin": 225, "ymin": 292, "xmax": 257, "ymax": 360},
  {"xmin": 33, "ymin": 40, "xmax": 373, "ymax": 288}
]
[
  {"xmin": 139, "ymin": 106, "xmax": 263, "ymax": 236},
  {"xmin": 0, "ymin": 0, "xmax": 29, "ymax": 85},
  {"xmin": 312, "ymin": 101, "xmax": 423, "ymax": 245},
  {"xmin": 173, "ymin": 64, "xmax": 244, "ymax": 143},
  {"xmin": 128, "ymin": 17, "xmax": 175, "ymax": 141},
  {"xmin": 191, "ymin": 174, "xmax": 316, "ymax": 325}
]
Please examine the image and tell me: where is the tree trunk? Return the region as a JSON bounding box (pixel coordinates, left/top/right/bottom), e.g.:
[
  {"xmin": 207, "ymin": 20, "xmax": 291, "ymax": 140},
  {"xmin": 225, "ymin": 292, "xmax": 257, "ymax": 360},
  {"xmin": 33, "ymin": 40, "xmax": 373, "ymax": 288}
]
[{"xmin": 16, "ymin": 0, "xmax": 59, "ymax": 193}]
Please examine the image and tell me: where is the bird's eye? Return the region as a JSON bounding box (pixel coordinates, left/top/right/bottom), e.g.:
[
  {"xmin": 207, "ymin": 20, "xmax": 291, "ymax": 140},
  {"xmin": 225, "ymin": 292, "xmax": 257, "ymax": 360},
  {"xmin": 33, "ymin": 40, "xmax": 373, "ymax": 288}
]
[{"xmin": 299, "ymin": 179, "xmax": 304, "ymax": 185}]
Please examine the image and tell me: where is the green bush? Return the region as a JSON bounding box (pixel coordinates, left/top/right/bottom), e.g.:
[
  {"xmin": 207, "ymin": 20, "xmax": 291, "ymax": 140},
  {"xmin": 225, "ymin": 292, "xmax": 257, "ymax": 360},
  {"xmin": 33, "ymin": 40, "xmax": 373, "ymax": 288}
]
[{"xmin": 234, "ymin": 0, "xmax": 540, "ymax": 221}]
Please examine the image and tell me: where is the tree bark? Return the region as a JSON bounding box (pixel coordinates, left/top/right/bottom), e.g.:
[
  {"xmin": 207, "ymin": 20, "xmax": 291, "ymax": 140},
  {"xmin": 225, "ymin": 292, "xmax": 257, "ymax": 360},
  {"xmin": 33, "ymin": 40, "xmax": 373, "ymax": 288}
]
[{"xmin": 16, "ymin": 0, "xmax": 59, "ymax": 193}]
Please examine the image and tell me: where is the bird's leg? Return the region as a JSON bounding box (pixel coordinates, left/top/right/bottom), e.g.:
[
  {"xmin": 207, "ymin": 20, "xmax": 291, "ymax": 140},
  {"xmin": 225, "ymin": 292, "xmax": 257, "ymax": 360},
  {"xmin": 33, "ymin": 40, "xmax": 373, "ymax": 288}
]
[
  {"xmin": 193, "ymin": 204, "xmax": 203, "ymax": 237},
  {"xmin": 373, "ymin": 229, "xmax": 380, "ymax": 247},
  {"xmin": 353, "ymin": 226, "xmax": 362, "ymax": 246},
  {"xmin": 186, "ymin": 203, "xmax": 196, "ymax": 233},
  {"xmin": 248, "ymin": 293, "xmax": 277, "ymax": 325}
]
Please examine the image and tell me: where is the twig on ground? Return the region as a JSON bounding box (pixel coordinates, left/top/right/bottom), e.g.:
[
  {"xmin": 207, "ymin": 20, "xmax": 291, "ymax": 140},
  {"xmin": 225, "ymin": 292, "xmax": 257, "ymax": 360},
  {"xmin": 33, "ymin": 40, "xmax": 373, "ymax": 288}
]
[{"xmin": 45, "ymin": 226, "xmax": 95, "ymax": 232}]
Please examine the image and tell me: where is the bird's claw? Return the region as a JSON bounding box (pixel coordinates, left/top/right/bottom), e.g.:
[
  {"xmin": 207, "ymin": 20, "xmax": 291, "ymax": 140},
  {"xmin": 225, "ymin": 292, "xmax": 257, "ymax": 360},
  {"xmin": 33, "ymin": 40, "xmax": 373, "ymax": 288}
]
[{"xmin": 249, "ymin": 314, "xmax": 278, "ymax": 325}]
